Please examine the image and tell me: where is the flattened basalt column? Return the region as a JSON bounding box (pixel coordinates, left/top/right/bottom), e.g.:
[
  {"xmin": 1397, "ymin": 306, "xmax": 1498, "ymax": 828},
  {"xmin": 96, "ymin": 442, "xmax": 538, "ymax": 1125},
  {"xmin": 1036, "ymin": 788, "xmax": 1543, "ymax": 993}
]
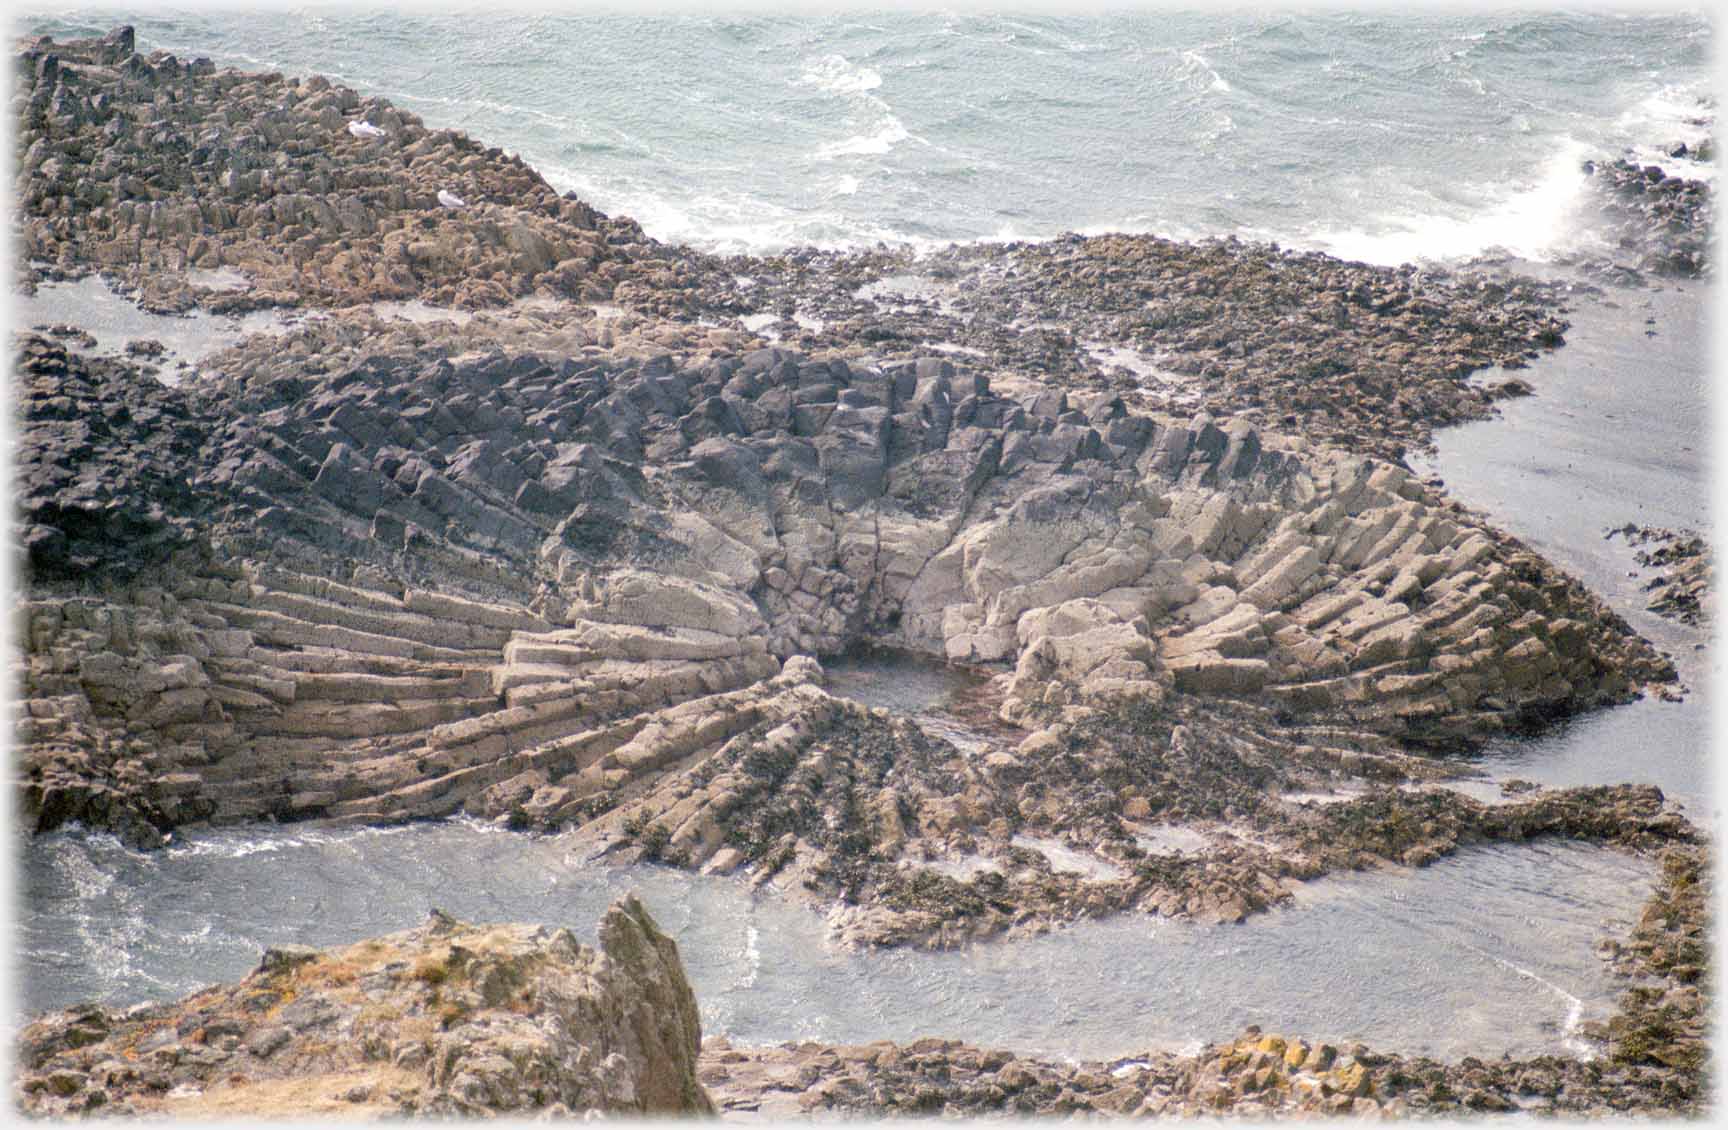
[
  {"xmin": 493, "ymin": 569, "xmax": 779, "ymax": 708},
  {"xmin": 16, "ymin": 327, "xmax": 1672, "ymax": 847},
  {"xmin": 1138, "ymin": 449, "xmax": 1648, "ymax": 740}
]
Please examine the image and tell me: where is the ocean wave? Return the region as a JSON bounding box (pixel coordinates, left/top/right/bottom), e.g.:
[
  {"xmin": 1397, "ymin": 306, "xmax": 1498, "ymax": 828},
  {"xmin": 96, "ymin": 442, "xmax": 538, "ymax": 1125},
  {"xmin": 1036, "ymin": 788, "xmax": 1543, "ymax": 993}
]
[
  {"xmin": 794, "ymin": 51, "xmax": 921, "ymax": 164},
  {"xmin": 997, "ymin": 18, "xmax": 1107, "ymax": 55},
  {"xmin": 798, "ymin": 53, "xmax": 882, "ymax": 96},
  {"xmin": 739, "ymin": 921, "xmax": 762, "ymax": 990},
  {"xmin": 1179, "ymin": 49, "xmax": 1232, "ymax": 94},
  {"xmin": 1618, "ymin": 83, "xmax": 1713, "ymax": 136},
  {"xmin": 1612, "ymin": 82, "xmax": 1716, "ymax": 181},
  {"xmin": 1299, "ymin": 138, "xmax": 1602, "ymax": 266},
  {"xmin": 161, "ymin": 819, "xmax": 430, "ymax": 860},
  {"xmin": 534, "ymin": 172, "xmax": 950, "ymax": 256},
  {"xmin": 815, "ymin": 118, "xmax": 911, "ymax": 160}
]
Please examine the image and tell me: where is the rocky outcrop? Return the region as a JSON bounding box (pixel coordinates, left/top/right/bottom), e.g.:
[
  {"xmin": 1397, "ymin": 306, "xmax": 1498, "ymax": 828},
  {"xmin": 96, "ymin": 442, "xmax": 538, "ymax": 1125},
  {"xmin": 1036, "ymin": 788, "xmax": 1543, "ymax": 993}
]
[
  {"xmin": 17, "ymin": 25, "xmax": 1594, "ymax": 472},
  {"xmin": 14, "ymin": 898, "xmax": 713, "ymax": 1118},
  {"xmin": 11, "ymin": 23, "xmax": 1713, "ymax": 1124},
  {"xmin": 1579, "ymin": 156, "xmax": 1714, "ymax": 280},
  {"xmin": 706, "ymin": 1014, "xmax": 1700, "ymax": 1119},
  {"xmin": 1607, "ymin": 524, "xmax": 1712, "ymax": 627},
  {"xmin": 14, "ymin": 334, "xmax": 216, "ymax": 581},
  {"xmin": 15, "ymin": 27, "xmax": 699, "ymax": 314},
  {"xmin": 8, "ymin": 26, "xmax": 1691, "ymax": 957},
  {"xmin": 699, "ymin": 236, "xmax": 1576, "ymax": 463},
  {"xmin": 17, "ymin": 334, "xmax": 1671, "ymax": 873}
]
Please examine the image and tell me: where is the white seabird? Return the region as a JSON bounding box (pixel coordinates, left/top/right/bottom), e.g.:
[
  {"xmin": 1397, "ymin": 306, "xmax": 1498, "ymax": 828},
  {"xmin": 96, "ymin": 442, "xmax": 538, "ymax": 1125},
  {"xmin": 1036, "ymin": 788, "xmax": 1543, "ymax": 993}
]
[
  {"xmin": 437, "ymin": 189, "xmax": 468, "ymax": 210},
  {"xmin": 346, "ymin": 120, "xmax": 385, "ymax": 139}
]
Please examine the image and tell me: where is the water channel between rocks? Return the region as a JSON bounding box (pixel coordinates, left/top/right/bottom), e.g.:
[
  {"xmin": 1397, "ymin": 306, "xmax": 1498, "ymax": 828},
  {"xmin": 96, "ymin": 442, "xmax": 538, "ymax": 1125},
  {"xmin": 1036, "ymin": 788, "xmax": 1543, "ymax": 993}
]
[
  {"xmin": 16, "ymin": 275, "xmax": 293, "ymax": 382},
  {"xmin": 15, "ymin": 275, "xmax": 485, "ymax": 385},
  {"xmin": 18, "ymin": 818, "xmax": 1650, "ymax": 1064},
  {"xmin": 15, "ymin": 655, "xmax": 1660, "ymax": 1062},
  {"xmin": 15, "ymin": 271, "xmax": 1705, "ymax": 1068},
  {"xmin": 1415, "ymin": 270, "xmax": 1713, "ymax": 818}
]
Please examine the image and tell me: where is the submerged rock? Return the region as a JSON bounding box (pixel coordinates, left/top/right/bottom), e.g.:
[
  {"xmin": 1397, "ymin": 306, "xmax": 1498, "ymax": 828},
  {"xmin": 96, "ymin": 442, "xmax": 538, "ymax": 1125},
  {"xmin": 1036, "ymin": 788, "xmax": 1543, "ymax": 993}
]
[
  {"xmin": 1606, "ymin": 523, "xmax": 1713, "ymax": 628},
  {"xmin": 14, "ymin": 898, "xmax": 714, "ymax": 1118},
  {"xmin": 1577, "ymin": 156, "xmax": 1714, "ymax": 280}
]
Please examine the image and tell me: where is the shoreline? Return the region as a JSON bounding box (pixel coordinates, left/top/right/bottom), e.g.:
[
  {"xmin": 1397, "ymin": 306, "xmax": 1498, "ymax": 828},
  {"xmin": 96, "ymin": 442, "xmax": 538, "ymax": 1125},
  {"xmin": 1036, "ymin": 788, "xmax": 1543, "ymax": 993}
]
[{"xmin": 12, "ymin": 24, "xmax": 1715, "ymax": 1119}]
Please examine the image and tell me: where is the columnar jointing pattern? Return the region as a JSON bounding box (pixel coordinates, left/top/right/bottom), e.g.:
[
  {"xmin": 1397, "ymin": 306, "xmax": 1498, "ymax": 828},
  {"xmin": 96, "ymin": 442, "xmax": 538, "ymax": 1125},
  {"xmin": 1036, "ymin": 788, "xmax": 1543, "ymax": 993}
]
[{"xmin": 21, "ymin": 338, "xmax": 1666, "ymax": 923}]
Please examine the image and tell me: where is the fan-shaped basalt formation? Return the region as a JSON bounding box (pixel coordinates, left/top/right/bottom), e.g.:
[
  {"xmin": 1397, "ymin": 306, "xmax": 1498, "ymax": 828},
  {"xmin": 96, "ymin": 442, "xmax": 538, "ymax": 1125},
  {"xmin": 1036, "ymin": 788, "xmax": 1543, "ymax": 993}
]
[
  {"xmin": 12, "ymin": 24, "xmax": 1691, "ymax": 950},
  {"xmin": 18, "ymin": 327, "xmax": 1679, "ymax": 940}
]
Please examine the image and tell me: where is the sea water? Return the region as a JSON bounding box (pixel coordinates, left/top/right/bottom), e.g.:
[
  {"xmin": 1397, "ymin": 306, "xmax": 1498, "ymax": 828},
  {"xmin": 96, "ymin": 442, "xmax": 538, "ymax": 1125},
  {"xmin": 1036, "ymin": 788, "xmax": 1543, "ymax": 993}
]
[
  {"xmin": 12, "ymin": 8, "xmax": 1712, "ymax": 1060},
  {"xmin": 16, "ymin": 820, "xmax": 1652, "ymax": 1063},
  {"xmin": 21, "ymin": 9, "xmax": 1712, "ymax": 260}
]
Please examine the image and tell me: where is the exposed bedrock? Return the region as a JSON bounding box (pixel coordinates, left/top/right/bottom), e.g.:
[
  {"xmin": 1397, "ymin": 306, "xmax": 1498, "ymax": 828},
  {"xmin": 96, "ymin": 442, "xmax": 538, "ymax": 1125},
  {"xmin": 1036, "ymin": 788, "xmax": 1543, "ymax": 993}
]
[
  {"xmin": 715, "ymin": 234, "xmax": 1577, "ymax": 463},
  {"xmin": 11, "ymin": 21, "xmax": 1691, "ymax": 950},
  {"xmin": 1578, "ymin": 156, "xmax": 1714, "ymax": 281},
  {"xmin": 15, "ymin": 27, "xmax": 695, "ymax": 315},
  {"xmin": 18, "ymin": 331, "xmax": 1679, "ymax": 941},
  {"xmin": 18, "ymin": 25, "xmax": 1592, "ymax": 473},
  {"xmin": 1606, "ymin": 524, "xmax": 1713, "ymax": 628},
  {"xmin": 15, "ymin": 898, "xmax": 714, "ymax": 1118}
]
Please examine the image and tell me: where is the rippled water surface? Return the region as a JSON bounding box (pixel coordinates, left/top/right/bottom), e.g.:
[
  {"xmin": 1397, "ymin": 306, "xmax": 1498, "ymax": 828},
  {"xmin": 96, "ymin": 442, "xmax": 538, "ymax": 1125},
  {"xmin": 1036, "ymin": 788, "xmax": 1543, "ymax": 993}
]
[
  {"xmin": 22, "ymin": 9, "xmax": 1712, "ymax": 261},
  {"xmin": 1417, "ymin": 273, "xmax": 1713, "ymax": 816},
  {"xmin": 11, "ymin": 7, "xmax": 1712, "ymax": 1067},
  {"xmin": 17, "ymin": 822, "xmax": 1651, "ymax": 1063}
]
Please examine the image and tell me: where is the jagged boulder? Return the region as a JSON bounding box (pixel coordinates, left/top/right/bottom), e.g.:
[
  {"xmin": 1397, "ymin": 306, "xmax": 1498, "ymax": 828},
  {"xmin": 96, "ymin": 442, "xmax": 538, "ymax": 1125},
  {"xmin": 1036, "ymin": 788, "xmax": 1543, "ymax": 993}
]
[{"xmin": 14, "ymin": 899, "xmax": 713, "ymax": 1118}]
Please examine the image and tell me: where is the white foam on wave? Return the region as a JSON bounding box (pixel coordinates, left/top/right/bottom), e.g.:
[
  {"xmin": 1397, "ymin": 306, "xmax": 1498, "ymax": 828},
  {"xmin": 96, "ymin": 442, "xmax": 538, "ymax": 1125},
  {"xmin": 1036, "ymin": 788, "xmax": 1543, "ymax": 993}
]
[
  {"xmin": 816, "ymin": 118, "xmax": 911, "ymax": 160},
  {"xmin": 1203, "ymin": 112, "xmax": 1237, "ymax": 141},
  {"xmin": 1178, "ymin": 49, "xmax": 1231, "ymax": 94},
  {"xmin": 540, "ymin": 160, "xmax": 951, "ymax": 256},
  {"xmin": 1300, "ymin": 137, "xmax": 1602, "ymax": 267},
  {"xmin": 798, "ymin": 53, "xmax": 882, "ymax": 96},
  {"xmin": 798, "ymin": 51, "xmax": 923, "ymax": 164},
  {"xmin": 1619, "ymin": 83, "xmax": 1713, "ymax": 139},
  {"xmin": 738, "ymin": 920, "xmax": 762, "ymax": 990},
  {"xmin": 1073, "ymin": 214, "xmax": 1213, "ymax": 244},
  {"xmin": 162, "ymin": 819, "xmax": 428, "ymax": 860},
  {"xmin": 1613, "ymin": 82, "xmax": 1716, "ymax": 183}
]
